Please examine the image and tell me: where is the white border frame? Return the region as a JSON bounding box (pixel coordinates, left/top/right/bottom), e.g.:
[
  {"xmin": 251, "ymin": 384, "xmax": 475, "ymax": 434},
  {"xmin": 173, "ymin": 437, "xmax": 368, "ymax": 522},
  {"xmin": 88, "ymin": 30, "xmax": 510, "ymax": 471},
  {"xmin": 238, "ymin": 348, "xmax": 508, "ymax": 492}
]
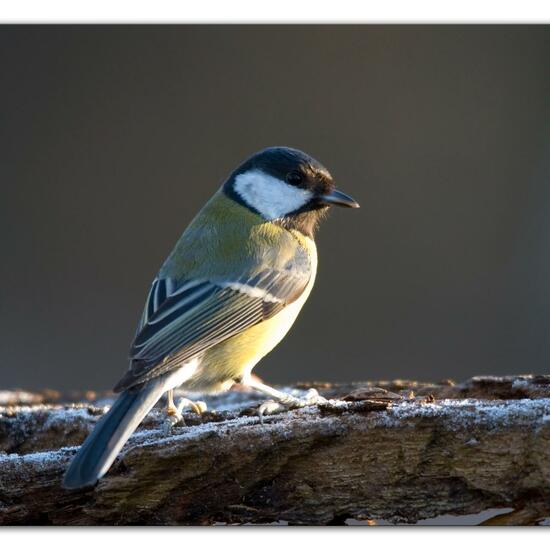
[{"xmin": 0, "ymin": 1, "xmax": 549, "ymax": 23}]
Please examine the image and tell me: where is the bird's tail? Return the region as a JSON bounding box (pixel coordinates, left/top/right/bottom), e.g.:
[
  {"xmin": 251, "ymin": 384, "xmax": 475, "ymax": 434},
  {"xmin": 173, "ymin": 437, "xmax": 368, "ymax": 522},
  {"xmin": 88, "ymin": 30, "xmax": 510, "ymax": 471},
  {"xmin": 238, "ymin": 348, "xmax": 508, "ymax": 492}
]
[{"xmin": 62, "ymin": 378, "xmax": 166, "ymax": 490}]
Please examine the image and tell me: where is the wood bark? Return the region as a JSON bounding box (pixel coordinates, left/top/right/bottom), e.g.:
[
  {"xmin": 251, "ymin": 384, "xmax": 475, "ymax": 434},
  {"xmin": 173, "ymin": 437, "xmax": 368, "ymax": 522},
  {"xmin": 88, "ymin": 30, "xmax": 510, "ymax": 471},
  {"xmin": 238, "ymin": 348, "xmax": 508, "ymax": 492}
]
[{"xmin": 1, "ymin": 375, "xmax": 549, "ymax": 525}]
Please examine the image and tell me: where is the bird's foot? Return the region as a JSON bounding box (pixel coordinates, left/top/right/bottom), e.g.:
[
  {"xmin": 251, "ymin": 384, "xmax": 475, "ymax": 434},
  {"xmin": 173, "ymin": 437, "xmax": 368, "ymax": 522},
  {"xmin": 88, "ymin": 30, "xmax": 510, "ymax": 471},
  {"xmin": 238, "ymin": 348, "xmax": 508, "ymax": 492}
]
[
  {"xmin": 257, "ymin": 388, "xmax": 327, "ymax": 423},
  {"xmin": 163, "ymin": 398, "xmax": 207, "ymax": 432},
  {"xmin": 175, "ymin": 397, "xmax": 208, "ymax": 416},
  {"xmin": 164, "ymin": 406, "xmax": 183, "ymax": 432}
]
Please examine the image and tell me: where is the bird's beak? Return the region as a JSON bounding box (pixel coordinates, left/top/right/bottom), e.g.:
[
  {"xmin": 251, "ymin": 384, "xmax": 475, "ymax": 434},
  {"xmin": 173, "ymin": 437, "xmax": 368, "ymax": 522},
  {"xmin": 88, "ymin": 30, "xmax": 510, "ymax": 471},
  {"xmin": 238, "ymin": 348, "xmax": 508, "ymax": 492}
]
[{"xmin": 318, "ymin": 188, "xmax": 360, "ymax": 209}]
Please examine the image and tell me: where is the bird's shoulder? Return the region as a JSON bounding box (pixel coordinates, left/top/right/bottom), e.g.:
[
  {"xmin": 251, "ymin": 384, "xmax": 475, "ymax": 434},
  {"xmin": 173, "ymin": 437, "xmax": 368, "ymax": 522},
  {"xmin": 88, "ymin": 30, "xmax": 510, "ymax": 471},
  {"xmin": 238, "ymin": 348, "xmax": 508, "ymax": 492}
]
[{"xmin": 160, "ymin": 189, "xmax": 315, "ymax": 283}]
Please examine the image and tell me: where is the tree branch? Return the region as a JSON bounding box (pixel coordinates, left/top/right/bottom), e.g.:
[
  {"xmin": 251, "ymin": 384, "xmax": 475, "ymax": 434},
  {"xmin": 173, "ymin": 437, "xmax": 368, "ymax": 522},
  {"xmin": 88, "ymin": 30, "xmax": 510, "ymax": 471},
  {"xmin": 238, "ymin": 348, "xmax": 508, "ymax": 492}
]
[{"xmin": 1, "ymin": 375, "xmax": 549, "ymax": 525}]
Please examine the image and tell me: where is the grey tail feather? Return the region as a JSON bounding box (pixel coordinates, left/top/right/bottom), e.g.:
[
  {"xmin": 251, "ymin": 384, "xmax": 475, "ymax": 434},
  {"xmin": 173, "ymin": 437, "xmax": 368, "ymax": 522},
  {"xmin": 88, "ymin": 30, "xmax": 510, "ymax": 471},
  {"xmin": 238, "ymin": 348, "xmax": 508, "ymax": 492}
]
[{"xmin": 63, "ymin": 378, "xmax": 166, "ymax": 490}]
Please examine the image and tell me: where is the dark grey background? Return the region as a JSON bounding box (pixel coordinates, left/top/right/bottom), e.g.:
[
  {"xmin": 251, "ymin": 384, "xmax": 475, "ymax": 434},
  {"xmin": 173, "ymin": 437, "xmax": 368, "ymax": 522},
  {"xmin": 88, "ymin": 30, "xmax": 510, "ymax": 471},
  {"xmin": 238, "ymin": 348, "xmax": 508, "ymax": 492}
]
[{"xmin": 1, "ymin": 26, "xmax": 549, "ymax": 391}]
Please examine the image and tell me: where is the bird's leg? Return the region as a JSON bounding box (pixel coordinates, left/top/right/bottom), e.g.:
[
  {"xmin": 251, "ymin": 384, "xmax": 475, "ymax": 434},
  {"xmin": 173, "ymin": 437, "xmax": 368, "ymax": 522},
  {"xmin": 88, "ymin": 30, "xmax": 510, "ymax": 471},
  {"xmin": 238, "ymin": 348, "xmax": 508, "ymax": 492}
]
[
  {"xmin": 241, "ymin": 377, "xmax": 328, "ymax": 422},
  {"xmin": 166, "ymin": 389, "xmax": 179, "ymax": 418},
  {"xmin": 164, "ymin": 389, "xmax": 207, "ymax": 430}
]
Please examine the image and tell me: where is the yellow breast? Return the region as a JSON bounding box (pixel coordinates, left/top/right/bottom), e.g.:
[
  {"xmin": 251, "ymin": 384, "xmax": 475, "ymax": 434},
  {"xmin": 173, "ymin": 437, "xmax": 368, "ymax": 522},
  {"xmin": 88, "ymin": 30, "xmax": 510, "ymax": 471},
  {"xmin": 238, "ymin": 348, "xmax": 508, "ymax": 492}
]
[{"xmin": 185, "ymin": 233, "xmax": 318, "ymax": 392}]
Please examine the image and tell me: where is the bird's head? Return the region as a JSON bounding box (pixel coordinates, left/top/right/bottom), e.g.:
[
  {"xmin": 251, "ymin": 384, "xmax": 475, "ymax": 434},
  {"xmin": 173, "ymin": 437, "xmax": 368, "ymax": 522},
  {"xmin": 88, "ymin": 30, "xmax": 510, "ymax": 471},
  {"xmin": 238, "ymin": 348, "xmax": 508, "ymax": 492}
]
[{"xmin": 224, "ymin": 146, "xmax": 359, "ymax": 236}]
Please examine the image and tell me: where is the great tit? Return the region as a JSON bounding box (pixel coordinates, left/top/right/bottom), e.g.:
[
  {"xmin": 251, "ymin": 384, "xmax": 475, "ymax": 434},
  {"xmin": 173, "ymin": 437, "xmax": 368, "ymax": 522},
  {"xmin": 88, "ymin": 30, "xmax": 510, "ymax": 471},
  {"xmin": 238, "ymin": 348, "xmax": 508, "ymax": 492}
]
[{"xmin": 63, "ymin": 146, "xmax": 359, "ymax": 489}]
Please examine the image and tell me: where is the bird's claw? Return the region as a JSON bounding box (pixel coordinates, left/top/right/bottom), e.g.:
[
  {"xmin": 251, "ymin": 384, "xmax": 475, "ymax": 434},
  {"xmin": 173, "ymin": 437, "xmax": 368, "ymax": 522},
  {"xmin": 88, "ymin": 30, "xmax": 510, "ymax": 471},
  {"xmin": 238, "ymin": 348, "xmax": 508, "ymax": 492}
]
[
  {"xmin": 173, "ymin": 397, "xmax": 208, "ymax": 416},
  {"xmin": 163, "ymin": 410, "xmax": 183, "ymax": 434},
  {"xmin": 258, "ymin": 400, "xmax": 285, "ymax": 423},
  {"xmin": 301, "ymin": 388, "xmax": 328, "ymax": 406},
  {"xmin": 163, "ymin": 398, "xmax": 207, "ymax": 432},
  {"xmin": 257, "ymin": 388, "xmax": 328, "ymax": 423}
]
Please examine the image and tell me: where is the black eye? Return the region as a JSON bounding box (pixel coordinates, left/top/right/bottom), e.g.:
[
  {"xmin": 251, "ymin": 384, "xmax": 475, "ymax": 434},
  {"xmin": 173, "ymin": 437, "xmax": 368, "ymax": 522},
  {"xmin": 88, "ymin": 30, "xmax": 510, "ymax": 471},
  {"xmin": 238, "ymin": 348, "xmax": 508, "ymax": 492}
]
[{"xmin": 286, "ymin": 171, "xmax": 304, "ymax": 186}]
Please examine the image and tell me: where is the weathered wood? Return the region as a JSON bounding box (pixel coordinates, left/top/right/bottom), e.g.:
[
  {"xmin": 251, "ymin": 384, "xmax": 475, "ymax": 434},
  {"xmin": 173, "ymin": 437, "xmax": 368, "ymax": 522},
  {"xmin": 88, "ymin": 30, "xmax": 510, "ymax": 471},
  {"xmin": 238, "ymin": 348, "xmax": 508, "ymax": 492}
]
[{"xmin": 1, "ymin": 375, "xmax": 550, "ymax": 525}]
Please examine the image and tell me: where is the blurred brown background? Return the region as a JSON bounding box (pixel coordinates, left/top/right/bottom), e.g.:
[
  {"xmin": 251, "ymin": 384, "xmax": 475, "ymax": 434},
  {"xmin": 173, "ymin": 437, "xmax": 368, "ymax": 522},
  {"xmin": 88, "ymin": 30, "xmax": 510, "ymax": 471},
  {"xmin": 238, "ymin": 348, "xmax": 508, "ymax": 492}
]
[{"xmin": 1, "ymin": 25, "xmax": 549, "ymax": 391}]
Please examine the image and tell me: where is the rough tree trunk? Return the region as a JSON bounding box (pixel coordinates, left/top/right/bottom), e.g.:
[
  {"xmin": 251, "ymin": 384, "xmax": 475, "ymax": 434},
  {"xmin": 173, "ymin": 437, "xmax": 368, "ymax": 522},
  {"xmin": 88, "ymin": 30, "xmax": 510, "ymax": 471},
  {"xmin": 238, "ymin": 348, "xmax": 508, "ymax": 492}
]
[{"xmin": 1, "ymin": 375, "xmax": 549, "ymax": 525}]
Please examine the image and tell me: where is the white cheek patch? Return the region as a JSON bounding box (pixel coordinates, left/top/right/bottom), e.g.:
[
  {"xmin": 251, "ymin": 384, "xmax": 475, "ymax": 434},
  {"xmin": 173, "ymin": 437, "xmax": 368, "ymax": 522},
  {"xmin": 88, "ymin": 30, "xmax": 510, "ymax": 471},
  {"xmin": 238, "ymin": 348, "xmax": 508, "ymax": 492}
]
[{"xmin": 233, "ymin": 169, "xmax": 313, "ymax": 219}]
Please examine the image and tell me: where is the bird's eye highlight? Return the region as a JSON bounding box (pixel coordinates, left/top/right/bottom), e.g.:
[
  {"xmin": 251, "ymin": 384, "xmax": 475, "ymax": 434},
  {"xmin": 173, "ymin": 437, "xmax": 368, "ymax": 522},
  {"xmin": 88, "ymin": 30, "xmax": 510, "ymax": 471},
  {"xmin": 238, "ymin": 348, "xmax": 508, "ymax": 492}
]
[{"xmin": 286, "ymin": 171, "xmax": 304, "ymax": 186}]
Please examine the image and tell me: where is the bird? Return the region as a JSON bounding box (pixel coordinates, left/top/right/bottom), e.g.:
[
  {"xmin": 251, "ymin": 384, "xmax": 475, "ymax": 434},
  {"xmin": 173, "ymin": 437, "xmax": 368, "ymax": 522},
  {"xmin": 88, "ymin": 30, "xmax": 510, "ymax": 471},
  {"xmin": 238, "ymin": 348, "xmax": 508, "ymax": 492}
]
[{"xmin": 63, "ymin": 146, "xmax": 359, "ymax": 490}]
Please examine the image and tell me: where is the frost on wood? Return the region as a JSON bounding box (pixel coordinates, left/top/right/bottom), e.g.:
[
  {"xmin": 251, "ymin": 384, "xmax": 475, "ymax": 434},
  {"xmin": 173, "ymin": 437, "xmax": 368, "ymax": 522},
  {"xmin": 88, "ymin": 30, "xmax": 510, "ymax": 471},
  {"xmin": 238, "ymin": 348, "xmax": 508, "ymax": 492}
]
[{"xmin": 1, "ymin": 375, "xmax": 550, "ymax": 525}]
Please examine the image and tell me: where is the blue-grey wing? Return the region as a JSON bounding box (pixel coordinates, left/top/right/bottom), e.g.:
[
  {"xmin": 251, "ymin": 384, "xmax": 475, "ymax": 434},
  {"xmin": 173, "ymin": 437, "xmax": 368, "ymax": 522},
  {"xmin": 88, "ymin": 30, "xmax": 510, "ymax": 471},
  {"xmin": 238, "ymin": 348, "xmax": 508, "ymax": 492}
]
[{"xmin": 114, "ymin": 261, "xmax": 311, "ymax": 392}]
